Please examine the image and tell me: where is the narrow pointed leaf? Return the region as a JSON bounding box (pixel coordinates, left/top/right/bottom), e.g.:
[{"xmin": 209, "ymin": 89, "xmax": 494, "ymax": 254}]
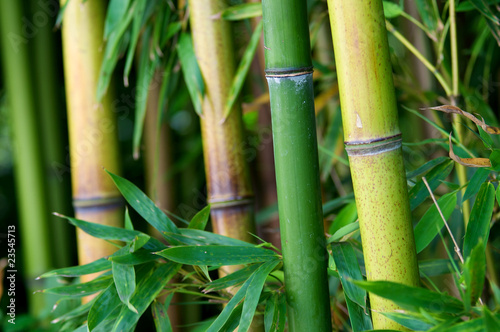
[
  {"xmin": 104, "ymin": 0, "xmax": 131, "ymax": 39},
  {"xmin": 239, "ymin": 260, "xmax": 280, "ymax": 332},
  {"xmin": 219, "ymin": 3, "xmax": 262, "ymax": 20},
  {"xmin": 464, "ymin": 241, "xmax": 486, "ymax": 305},
  {"xmin": 406, "ymin": 156, "xmax": 449, "ymax": 179},
  {"xmin": 464, "ymin": 182, "xmax": 494, "ymax": 258},
  {"xmin": 156, "ymin": 245, "xmax": 278, "ymax": 266},
  {"xmin": 123, "ymin": 0, "xmax": 147, "ymax": 82},
  {"xmin": 205, "ymin": 263, "xmax": 262, "ymax": 292},
  {"xmin": 108, "ymin": 248, "xmax": 158, "ymax": 265},
  {"xmin": 483, "ymin": 306, "xmax": 500, "ymax": 331},
  {"xmin": 188, "ymin": 205, "xmax": 211, "ymax": 230},
  {"xmin": 88, "ymin": 283, "xmax": 123, "ymax": 331},
  {"xmin": 353, "ymin": 280, "xmax": 465, "ymax": 314},
  {"xmin": 414, "ymin": 192, "xmax": 457, "ymax": 253},
  {"xmin": 107, "ymin": 171, "xmax": 179, "ymax": 234},
  {"xmin": 38, "ymin": 258, "xmax": 112, "ymax": 278},
  {"xmin": 222, "ymin": 20, "xmax": 263, "ymax": 121},
  {"xmin": 264, "ymin": 293, "xmax": 278, "ymax": 332},
  {"xmin": 464, "ymin": 168, "xmax": 491, "ymax": 201},
  {"xmin": 164, "ymin": 229, "xmax": 255, "ymax": 247},
  {"xmin": 177, "ymin": 33, "xmax": 204, "ymax": 116},
  {"xmin": 112, "ymin": 262, "xmax": 137, "ymax": 313},
  {"xmin": 382, "ymin": 312, "xmax": 436, "ymax": 331},
  {"xmin": 152, "ymin": 297, "xmax": 173, "ymax": 332},
  {"xmin": 383, "ymin": 1, "xmax": 403, "ymax": 18},
  {"xmin": 112, "ymin": 262, "xmax": 181, "ymax": 332},
  {"xmin": 328, "ymin": 201, "xmax": 357, "ymax": 236},
  {"xmin": 409, "ymin": 160, "xmax": 454, "ymax": 210},
  {"xmin": 327, "ymin": 221, "xmax": 360, "ymax": 243},
  {"xmin": 43, "ymin": 275, "xmax": 114, "ymax": 297}
]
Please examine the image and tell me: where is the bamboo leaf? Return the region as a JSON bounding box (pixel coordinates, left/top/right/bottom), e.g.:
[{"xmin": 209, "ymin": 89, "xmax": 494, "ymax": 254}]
[
  {"xmin": 52, "ymin": 298, "xmax": 95, "ymax": 324},
  {"xmin": 430, "ymin": 317, "xmax": 484, "ymax": 331},
  {"xmin": 322, "ymin": 193, "xmax": 355, "ymax": 216},
  {"xmin": 112, "ymin": 262, "xmax": 181, "ymax": 332},
  {"xmin": 489, "ymin": 150, "xmax": 500, "ymax": 171},
  {"xmin": 331, "ymin": 243, "xmax": 372, "ymax": 331},
  {"xmin": 464, "ymin": 168, "xmax": 491, "ymax": 201},
  {"xmin": 112, "ymin": 262, "xmax": 137, "ymax": 313},
  {"xmin": 328, "ymin": 201, "xmax": 357, "ymax": 236},
  {"xmin": 152, "ymin": 297, "xmax": 173, "ymax": 332},
  {"xmin": 216, "ymin": 3, "xmax": 263, "ymax": 21},
  {"xmin": 327, "ymin": 221, "xmax": 360, "ymax": 243},
  {"xmin": 104, "ymin": 0, "xmax": 132, "ymax": 39},
  {"xmin": 43, "ymin": 275, "xmax": 114, "ymax": 297},
  {"xmin": 468, "ymin": 0, "xmax": 500, "ymax": 24},
  {"xmin": 383, "ymin": 1, "xmax": 403, "ymax": 18},
  {"xmin": 449, "ymin": 135, "xmax": 491, "ymax": 167},
  {"xmin": 156, "ymin": 245, "xmax": 278, "ymax": 266},
  {"xmin": 108, "ymin": 248, "xmax": 158, "ymax": 265},
  {"xmin": 38, "ymin": 258, "xmax": 112, "ymax": 278},
  {"xmin": 264, "ymin": 293, "xmax": 279, "ymax": 332},
  {"xmin": 88, "ymin": 283, "xmax": 123, "ymax": 331},
  {"xmin": 415, "ymin": 0, "xmax": 439, "ymax": 31},
  {"xmin": 483, "ymin": 306, "xmax": 500, "ymax": 331},
  {"xmin": 414, "ymin": 193, "xmax": 457, "ymax": 253},
  {"xmin": 222, "ymin": 20, "xmax": 263, "ymax": 122},
  {"xmin": 463, "ymin": 241, "xmax": 486, "ymax": 307},
  {"xmin": 188, "ymin": 205, "xmax": 211, "ymax": 230},
  {"xmin": 419, "ymin": 259, "xmax": 456, "ymax": 277},
  {"xmin": 238, "ymin": 260, "xmax": 280, "ymax": 332},
  {"xmin": 107, "ymin": 171, "xmax": 179, "ymax": 235},
  {"xmin": 164, "ymin": 229, "xmax": 255, "ymax": 247},
  {"xmin": 463, "ymin": 182, "xmax": 494, "ymax": 259},
  {"xmin": 205, "ymin": 263, "xmax": 262, "ymax": 292},
  {"xmin": 123, "ymin": 0, "xmax": 147, "ymax": 84},
  {"xmin": 177, "ymin": 33, "xmax": 204, "ymax": 117},
  {"xmin": 277, "ymin": 293, "xmax": 286, "ymax": 332},
  {"xmin": 381, "ymin": 312, "xmax": 436, "ymax": 331},
  {"xmin": 406, "ymin": 156, "xmax": 448, "ymax": 179},
  {"xmin": 409, "ymin": 160, "xmax": 454, "ymax": 210},
  {"xmin": 55, "ymin": 213, "xmax": 150, "ymax": 245},
  {"xmin": 353, "ymin": 280, "xmax": 465, "ymax": 314}
]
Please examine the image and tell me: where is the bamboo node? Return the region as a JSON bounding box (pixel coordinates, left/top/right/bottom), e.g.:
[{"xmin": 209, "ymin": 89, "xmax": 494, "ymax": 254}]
[{"xmin": 345, "ymin": 134, "xmax": 402, "ymax": 156}]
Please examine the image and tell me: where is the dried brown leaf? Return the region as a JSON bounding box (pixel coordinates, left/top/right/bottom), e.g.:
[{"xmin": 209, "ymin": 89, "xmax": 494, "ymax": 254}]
[
  {"xmin": 420, "ymin": 105, "xmax": 500, "ymax": 134},
  {"xmin": 448, "ymin": 135, "xmax": 491, "ymax": 168}
]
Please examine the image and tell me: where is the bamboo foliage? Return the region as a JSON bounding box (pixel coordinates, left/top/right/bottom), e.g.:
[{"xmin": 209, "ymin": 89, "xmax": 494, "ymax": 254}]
[
  {"xmin": 327, "ymin": 0, "xmax": 420, "ymax": 329},
  {"xmin": 60, "ymin": 0, "xmax": 123, "ymax": 283},
  {"xmin": 261, "ymin": 0, "xmax": 332, "ymax": 331},
  {"xmin": 188, "ymin": 0, "xmax": 257, "ymax": 258}
]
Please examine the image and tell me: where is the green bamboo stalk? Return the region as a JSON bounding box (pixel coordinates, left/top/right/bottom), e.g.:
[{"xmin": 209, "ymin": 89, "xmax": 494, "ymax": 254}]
[
  {"xmin": 60, "ymin": 0, "xmax": 123, "ymax": 286},
  {"xmin": 30, "ymin": 0, "xmax": 72, "ymax": 268},
  {"xmin": 0, "ymin": 0, "xmax": 53, "ymax": 315},
  {"xmin": 327, "ymin": 0, "xmax": 420, "ymax": 329},
  {"xmin": 188, "ymin": 0, "xmax": 256, "ymax": 258},
  {"xmin": 261, "ymin": 1, "xmax": 332, "ymax": 331}
]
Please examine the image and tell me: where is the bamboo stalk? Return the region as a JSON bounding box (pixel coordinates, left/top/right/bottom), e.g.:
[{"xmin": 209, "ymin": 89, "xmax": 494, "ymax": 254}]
[
  {"xmin": 261, "ymin": 1, "xmax": 332, "ymax": 331},
  {"xmin": 327, "ymin": 0, "xmax": 420, "ymax": 329},
  {"xmin": 188, "ymin": 0, "xmax": 256, "ymax": 257},
  {"xmin": 60, "ymin": 0, "xmax": 123, "ymax": 285},
  {"xmin": 30, "ymin": 0, "xmax": 73, "ymax": 268},
  {"xmin": 0, "ymin": 0, "xmax": 52, "ymax": 315}
]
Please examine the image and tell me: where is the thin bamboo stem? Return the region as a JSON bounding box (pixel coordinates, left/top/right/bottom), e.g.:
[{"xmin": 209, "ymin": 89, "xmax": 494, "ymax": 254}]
[
  {"xmin": 0, "ymin": 0, "xmax": 52, "ymax": 315},
  {"xmin": 60, "ymin": 0, "xmax": 123, "ymax": 287},
  {"xmin": 262, "ymin": 0, "xmax": 332, "ymax": 330},
  {"xmin": 327, "ymin": 0, "xmax": 420, "ymax": 329}
]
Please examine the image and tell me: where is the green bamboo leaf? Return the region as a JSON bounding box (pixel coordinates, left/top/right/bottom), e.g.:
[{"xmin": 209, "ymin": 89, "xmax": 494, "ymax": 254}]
[
  {"xmin": 276, "ymin": 293, "xmax": 286, "ymax": 332},
  {"xmin": 220, "ymin": 303, "xmax": 244, "ymax": 331},
  {"xmin": 108, "ymin": 248, "xmax": 158, "ymax": 265},
  {"xmin": 43, "ymin": 275, "xmax": 114, "ymax": 297},
  {"xmin": 104, "ymin": 0, "xmax": 131, "ymax": 39},
  {"xmin": 165, "ymin": 229, "xmax": 255, "ymax": 247},
  {"xmin": 152, "ymin": 297, "xmax": 173, "ymax": 332},
  {"xmin": 219, "ymin": 3, "xmax": 262, "ymax": 21},
  {"xmin": 327, "ymin": 221, "xmax": 360, "ymax": 243},
  {"xmin": 123, "ymin": 0, "xmax": 147, "ymax": 83},
  {"xmin": 381, "ymin": 312, "xmax": 436, "ymax": 331},
  {"xmin": 467, "ymin": 0, "xmax": 500, "ymax": 24},
  {"xmin": 415, "ymin": 0, "xmax": 438, "ymax": 31},
  {"xmin": 177, "ymin": 33, "xmax": 204, "ymax": 117},
  {"xmin": 96, "ymin": 3, "xmax": 136, "ymax": 101},
  {"xmin": 418, "ymin": 259, "xmax": 456, "ymax": 277},
  {"xmin": 222, "ymin": 20, "xmax": 263, "ymax": 122},
  {"xmin": 331, "ymin": 243, "xmax": 372, "ymax": 331},
  {"xmin": 188, "ymin": 205, "xmax": 211, "ymax": 230},
  {"xmin": 205, "ymin": 263, "xmax": 262, "ymax": 292},
  {"xmin": 88, "ymin": 283, "xmax": 122, "ymax": 331},
  {"xmin": 328, "ymin": 201, "xmax": 357, "ymax": 236},
  {"xmin": 107, "ymin": 171, "xmax": 179, "ymax": 235},
  {"xmin": 383, "ymin": 1, "xmax": 403, "ymax": 18},
  {"xmin": 322, "ymin": 193, "xmax": 355, "ymax": 216},
  {"xmin": 463, "ymin": 241, "xmax": 486, "ymax": 306},
  {"xmin": 55, "ymin": 213, "xmax": 150, "ymax": 245},
  {"xmin": 162, "ymin": 22, "xmax": 182, "ymax": 48},
  {"xmin": 156, "ymin": 245, "xmax": 278, "ymax": 266},
  {"xmin": 489, "ymin": 150, "xmax": 500, "ymax": 171},
  {"xmin": 430, "ymin": 316, "xmax": 484, "ymax": 332},
  {"xmin": 464, "ymin": 168, "xmax": 491, "ymax": 201},
  {"xmin": 409, "ymin": 160, "xmax": 454, "ymax": 210},
  {"xmin": 112, "ymin": 262, "xmax": 181, "ymax": 332},
  {"xmin": 52, "ymin": 298, "xmax": 95, "ymax": 324},
  {"xmin": 457, "ymin": 0, "xmax": 500, "ymax": 11},
  {"xmin": 239, "ymin": 260, "xmax": 280, "ymax": 332},
  {"xmin": 464, "ymin": 182, "xmax": 494, "ymax": 259},
  {"xmin": 406, "ymin": 156, "xmax": 448, "ymax": 179},
  {"xmin": 38, "ymin": 258, "xmax": 112, "ymax": 278},
  {"xmin": 264, "ymin": 293, "xmax": 278, "ymax": 332},
  {"xmin": 353, "ymin": 280, "xmax": 465, "ymax": 314},
  {"xmin": 414, "ymin": 192, "xmax": 457, "ymax": 253},
  {"xmin": 483, "ymin": 306, "xmax": 500, "ymax": 331},
  {"xmin": 112, "ymin": 262, "xmax": 137, "ymax": 313},
  {"xmin": 124, "ymin": 207, "xmax": 134, "ymax": 230}
]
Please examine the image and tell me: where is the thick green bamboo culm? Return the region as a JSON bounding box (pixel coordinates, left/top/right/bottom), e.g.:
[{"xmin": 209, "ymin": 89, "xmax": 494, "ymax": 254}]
[
  {"xmin": 0, "ymin": 0, "xmax": 53, "ymax": 315},
  {"xmin": 327, "ymin": 0, "xmax": 420, "ymax": 329},
  {"xmin": 261, "ymin": 1, "xmax": 332, "ymax": 331}
]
